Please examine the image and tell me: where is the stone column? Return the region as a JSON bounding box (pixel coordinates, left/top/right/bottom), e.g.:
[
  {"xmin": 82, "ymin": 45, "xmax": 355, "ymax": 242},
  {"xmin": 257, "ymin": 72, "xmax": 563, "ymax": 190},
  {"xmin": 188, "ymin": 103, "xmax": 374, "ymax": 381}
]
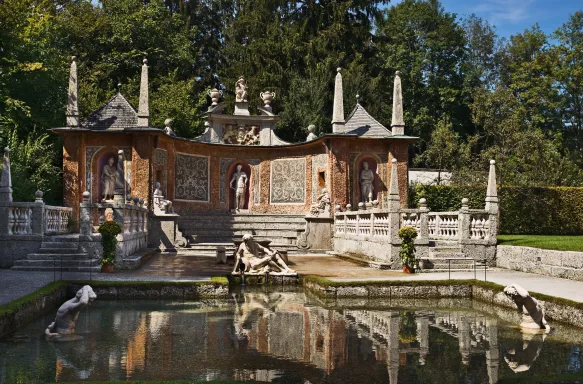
[
  {"xmin": 80, "ymin": 191, "xmax": 92, "ymax": 235},
  {"xmin": 418, "ymin": 198, "xmax": 429, "ymax": 240},
  {"xmin": 391, "ymin": 71, "xmax": 405, "ymax": 135},
  {"xmin": 331, "ymin": 68, "xmax": 345, "ymax": 133},
  {"xmin": 31, "ymin": 190, "xmax": 45, "ymax": 236},
  {"xmin": 66, "ymin": 56, "xmax": 80, "ymax": 127},
  {"xmin": 459, "ymin": 198, "xmax": 471, "ymax": 240},
  {"xmin": 0, "ymin": 147, "xmax": 13, "ymax": 235},
  {"xmin": 137, "ymin": 58, "xmax": 149, "ymax": 127},
  {"xmin": 387, "ymin": 159, "xmax": 400, "ymax": 243},
  {"xmin": 485, "ymin": 160, "xmax": 499, "ymax": 244},
  {"xmin": 114, "ymin": 150, "xmax": 125, "ymax": 203}
]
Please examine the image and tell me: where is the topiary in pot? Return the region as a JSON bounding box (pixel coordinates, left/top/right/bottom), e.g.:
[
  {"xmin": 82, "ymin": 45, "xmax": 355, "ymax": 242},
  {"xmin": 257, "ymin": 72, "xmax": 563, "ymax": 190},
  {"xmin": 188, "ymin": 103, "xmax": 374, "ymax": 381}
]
[
  {"xmin": 398, "ymin": 226, "xmax": 418, "ymax": 273},
  {"xmin": 98, "ymin": 220, "xmax": 122, "ymax": 272}
]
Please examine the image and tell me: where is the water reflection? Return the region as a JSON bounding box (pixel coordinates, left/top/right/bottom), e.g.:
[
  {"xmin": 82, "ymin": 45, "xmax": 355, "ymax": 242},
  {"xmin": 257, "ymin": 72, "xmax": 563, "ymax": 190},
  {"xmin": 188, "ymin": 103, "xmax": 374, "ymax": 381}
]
[{"xmin": 0, "ymin": 291, "xmax": 582, "ymax": 383}]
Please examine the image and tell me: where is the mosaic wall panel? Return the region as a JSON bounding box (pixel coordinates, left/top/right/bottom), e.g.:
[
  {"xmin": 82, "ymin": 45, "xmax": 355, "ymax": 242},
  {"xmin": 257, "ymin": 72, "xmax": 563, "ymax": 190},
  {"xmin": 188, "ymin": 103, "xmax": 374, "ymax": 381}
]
[
  {"xmin": 311, "ymin": 154, "xmax": 328, "ymax": 202},
  {"xmin": 175, "ymin": 154, "xmax": 209, "ymax": 201},
  {"xmin": 270, "ymin": 158, "xmax": 306, "ymax": 204},
  {"xmin": 154, "ymin": 149, "xmax": 168, "ymax": 195},
  {"xmin": 219, "ymin": 158, "xmax": 234, "ymax": 203}
]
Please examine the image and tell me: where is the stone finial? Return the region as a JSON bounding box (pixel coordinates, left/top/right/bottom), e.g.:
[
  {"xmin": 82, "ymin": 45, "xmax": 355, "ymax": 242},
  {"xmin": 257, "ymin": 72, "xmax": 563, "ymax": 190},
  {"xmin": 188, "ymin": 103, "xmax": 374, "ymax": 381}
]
[
  {"xmin": 0, "ymin": 147, "xmax": 13, "ymax": 204},
  {"xmin": 137, "ymin": 58, "xmax": 149, "ymax": 127},
  {"xmin": 306, "ymin": 124, "xmax": 318, "ymax": 141},
  {"xmin": 35, "ymin": 189, "xmax": 44, "ymax": 203},
  {"xmin": 331, "ymin": 68, "xmax": 345, "ymax": 133},
  {"xmin": 419, "ymin": 198, "xmax": 427, "ymax": 210},
  {"xmin": 208, "ymin": 88, "xmax": 223, "ymax": 107},
  {"xmin": 66, "ymin": 56, "xmax": 79, "ymax": 127},
  {"xmin": 133, "ymin": 196, "xmax": 140, "ymax": 205},
  {"xmin": 358, "ymin": 202, "xmax": 365, "ymax": 211},
  {"xmin": 163, "ymin": 118, "xmax": 176, "ymax": 137},
  {"xmin": 461, "ymin": 197, "xmax": 469, "ymax": 211},
  {"xmin": 391, "ymin": 71, "xmax": 405, "ymax": 135},
  {"xmin": 346, "ymin": 204, "xmax": 352, "ymax": 211},
  {"xmin": 485, "ymin": 159, "xmax": 498, "ymax": 213},
  {"xmin": 260, "ymin": 91, "xmax": 275, "ymax": 112},
  {"xmin": 82, "ymin": 191, "xmax": 90, "ymax": 203},
  {"xmin": 387, "ymin": 158, "xmax": 400, "ymax": 211},
  {"xmin": 335, "ymin": 204, "xmax": 342, "ymax": 212}
]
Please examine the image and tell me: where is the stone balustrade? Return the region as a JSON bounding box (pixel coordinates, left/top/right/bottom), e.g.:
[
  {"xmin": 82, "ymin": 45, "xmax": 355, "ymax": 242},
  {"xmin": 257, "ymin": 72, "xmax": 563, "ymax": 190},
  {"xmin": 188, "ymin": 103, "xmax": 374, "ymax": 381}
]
[{"xmin": 44, "ymin": 205, "xmax": 73, "ymax": 235}]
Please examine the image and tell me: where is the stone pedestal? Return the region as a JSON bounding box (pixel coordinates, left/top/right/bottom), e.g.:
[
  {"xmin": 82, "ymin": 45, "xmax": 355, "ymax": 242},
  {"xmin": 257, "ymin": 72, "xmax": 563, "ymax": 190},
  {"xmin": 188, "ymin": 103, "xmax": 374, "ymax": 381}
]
[
  {"xmin": 234, "ymin": 102, "xmax": 250, "ymax": 116},
  {"xmin": 149, "ymin": 214, "xmax": 181, "ymax": 252},
  {"xmin": 297, "ymin": 216, "xmax": 334, "ymax": 252}
]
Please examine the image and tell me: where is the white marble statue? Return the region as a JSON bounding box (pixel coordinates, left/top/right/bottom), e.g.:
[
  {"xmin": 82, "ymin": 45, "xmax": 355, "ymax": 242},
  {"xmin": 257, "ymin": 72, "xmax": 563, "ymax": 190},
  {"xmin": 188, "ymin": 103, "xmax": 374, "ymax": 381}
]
[
  {"xmin": 310, "ymin": 188, "xmax": 330, "ymax": 217},
  {"xmin": 504, "ymin": 284, "xmax": 549, "ymax": 331},
  {"xmin": 306, "ymin": 124, "xmax": 318, "ymax": 141},
  {"xmin": 45, "ymin": 285, "xmax": 96, "ymax": 340},
  {"xmin": 153, "ymin": 181, "xmax": 173, "ymax": 214},
  {"xmin": 101, "ymin": 157, "xmax": 117, "ymax": 202},
  {"xmin": 230, "ymin": 165, "xmax": 248, "ymax": 211},
  {"xmin": 163, "ymin": 118, "xmax": 176, "ymax": 137},
  {"xmin": 360, "ymin": 161, "xmax": 374, "ymax": 203},
  {"xmin": 235, "ymin": 76, "xmax": 248, "ymax": 102},
  {"xmin": 232, "ymin": 234, "xmax": 296, "ymax": 275}
]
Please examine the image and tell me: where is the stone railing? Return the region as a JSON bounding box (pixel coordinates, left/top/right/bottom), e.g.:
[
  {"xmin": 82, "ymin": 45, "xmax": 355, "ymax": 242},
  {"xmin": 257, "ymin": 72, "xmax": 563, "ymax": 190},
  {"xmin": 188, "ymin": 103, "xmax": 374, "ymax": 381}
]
[
  {"xmin": 3, "ymin": 201, "xmax": 72, "ymax": 236},
  {"xmin": 427, "ymin": 212, "xmax": 460, "ymax": 240},
  {"xmin": 44, "ymin": 205, "xmax": 73, "ymax": 235},
  {"xmin": 122, "ymin": 204, "xmax": 148, "ymax": 234}
]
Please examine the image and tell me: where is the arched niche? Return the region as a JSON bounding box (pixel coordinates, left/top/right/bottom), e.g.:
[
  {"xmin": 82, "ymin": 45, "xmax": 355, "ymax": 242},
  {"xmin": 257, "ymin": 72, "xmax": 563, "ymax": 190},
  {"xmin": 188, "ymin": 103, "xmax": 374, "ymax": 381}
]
[
  {"xmin": 91, "ymin": 147, "xmax": 131, "ymax": 203},
  {"xmin": 227, "ymin": 161, "xmax": 252, "ymax": 211},
  {"xmin": 353, "ymin": 154, "xmax": 381, "ymax": 205}
]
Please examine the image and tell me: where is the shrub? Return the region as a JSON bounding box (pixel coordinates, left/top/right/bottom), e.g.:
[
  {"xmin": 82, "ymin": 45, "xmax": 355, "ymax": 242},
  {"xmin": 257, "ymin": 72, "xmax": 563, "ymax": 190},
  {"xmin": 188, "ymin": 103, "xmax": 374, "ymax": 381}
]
[
  {"xmin": 398, "ymin": 226, "xmax": 417, "ymax": 269},
  {"xmin": 98, "ymin": 221, "xmax": 122, "ymax": 266},
  {"xmin": 409, "ymin": 184, "xmax": 583, "ymax": 235}
]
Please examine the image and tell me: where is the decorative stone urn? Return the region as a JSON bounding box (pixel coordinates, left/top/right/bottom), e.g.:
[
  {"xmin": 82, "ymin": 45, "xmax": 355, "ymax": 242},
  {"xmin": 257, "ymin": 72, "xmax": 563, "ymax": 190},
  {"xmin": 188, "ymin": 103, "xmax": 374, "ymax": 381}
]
[
  {"xmin": 260, "ymin": 91, "xmax": 276, "ymax": 110},
  {"xmin": 208, "ymin": 88, "xmax": 223, "ymax": 106}
]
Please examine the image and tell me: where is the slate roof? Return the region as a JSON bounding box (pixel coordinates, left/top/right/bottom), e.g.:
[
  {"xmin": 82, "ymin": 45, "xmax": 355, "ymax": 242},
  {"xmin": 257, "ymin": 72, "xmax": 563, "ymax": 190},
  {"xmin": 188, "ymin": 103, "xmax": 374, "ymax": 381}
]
[
  {"xmin": 82, "ymin": 93, "xmax": 138, "ymax": 130},
  {"xmin": 339, "ymin": 103, "xmax": 392, "ymax": 138}
]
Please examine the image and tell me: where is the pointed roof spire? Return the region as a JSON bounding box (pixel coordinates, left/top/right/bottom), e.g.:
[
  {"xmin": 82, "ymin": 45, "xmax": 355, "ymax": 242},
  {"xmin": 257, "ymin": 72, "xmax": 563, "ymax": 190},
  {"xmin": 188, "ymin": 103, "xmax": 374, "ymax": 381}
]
[
  {"xmin": 391, "ymin": 71, "xmax": 405, "ymax": 135},
  {"xmin": 485, "ymin": 160, "xmax": 498, "ymax": 213},
  {"xmin": 66, "ymin": 56, "xmax": 79, "ymax": 128},
  {"xmin": 331, "ymin": 67, "xmax": 345, "ymax": 133},
  {"xmin": 137, "ymin": 58, "xmax": 149, "ymax": 127},
  {"xmin": 387, "ymin": 158, "xmax": 400, "ymax": 211}
]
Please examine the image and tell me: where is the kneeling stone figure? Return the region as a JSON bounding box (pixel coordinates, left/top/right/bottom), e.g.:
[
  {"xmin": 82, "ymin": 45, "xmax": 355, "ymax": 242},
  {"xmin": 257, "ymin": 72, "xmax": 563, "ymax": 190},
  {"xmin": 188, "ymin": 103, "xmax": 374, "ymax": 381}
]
[
  {"xmin": 503, "ymin": 283, "xmax": 549, "ymax": 331},
  {"xmin": 45, "ymin": 285, "xmax": 97, "ymax": 340}
]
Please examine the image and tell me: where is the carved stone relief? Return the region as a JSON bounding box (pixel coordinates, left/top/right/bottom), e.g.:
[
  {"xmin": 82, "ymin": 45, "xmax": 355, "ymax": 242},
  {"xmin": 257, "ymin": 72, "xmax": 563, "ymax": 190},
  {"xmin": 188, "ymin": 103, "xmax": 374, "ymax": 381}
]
[
  {"xmin": 219, "ymin": 158, "xmax": 234, "ymax": 203},
  {"xmin": 175, "ymin": 154, "xmax": 209, "ymax": 201},
  {"xmin": 223, "ymin": 125, "xmax": 259, "ymax": 145},
  {"xmin": 311, "ymin": 154, "xmax": 328, "ymax": 202},
  {"xmin": 270, "ymin": 158, "xmax": 306, "ymax": 204}
]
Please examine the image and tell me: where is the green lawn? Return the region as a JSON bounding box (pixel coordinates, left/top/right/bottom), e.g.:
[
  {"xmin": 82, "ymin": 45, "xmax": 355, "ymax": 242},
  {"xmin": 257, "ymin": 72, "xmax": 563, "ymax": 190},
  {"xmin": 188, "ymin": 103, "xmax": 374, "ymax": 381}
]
[{"xmin": 498, "ymin": 235, "xmax": 583, "ymax": 252}]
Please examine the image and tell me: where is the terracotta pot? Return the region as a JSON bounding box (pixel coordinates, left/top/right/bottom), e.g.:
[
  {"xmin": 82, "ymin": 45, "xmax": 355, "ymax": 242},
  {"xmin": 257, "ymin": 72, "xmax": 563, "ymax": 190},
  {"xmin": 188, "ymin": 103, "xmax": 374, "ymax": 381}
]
[
  {"xmin": 402, "ymin": 265, "xmax": 414, "ymax": 274},
  {"xmin": 101, "ymin": 264, "xmax": 114, "ymax": 273}
]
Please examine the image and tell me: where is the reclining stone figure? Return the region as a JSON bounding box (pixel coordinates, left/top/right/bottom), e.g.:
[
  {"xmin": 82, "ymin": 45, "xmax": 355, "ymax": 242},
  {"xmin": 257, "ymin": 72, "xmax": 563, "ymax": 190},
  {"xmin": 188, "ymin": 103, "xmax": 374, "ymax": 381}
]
[
  {"xmin": 45, "ymin": 285, "xmax": 97, "ymax": 340},
  {"xmin": 503, "ymin": 283, "xmax": 549, "ymax": 331},
  {"xmin": 232, "ymin": 234, "xmax": 297, "ymax": 276}
]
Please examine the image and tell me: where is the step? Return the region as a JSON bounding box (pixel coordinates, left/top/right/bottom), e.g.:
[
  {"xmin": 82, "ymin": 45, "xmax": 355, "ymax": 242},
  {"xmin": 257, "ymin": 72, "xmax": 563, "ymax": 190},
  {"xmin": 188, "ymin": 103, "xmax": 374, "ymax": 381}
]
[
  {"xmin": 42, "ymin": 234, "xmax": 81, "ymax": 243},
  {"xmin": 180, "ymin": 229, "xmax": 301, "ymax": 238},
  {"xmin": 39, "ymin": 242, "xmax": 79, "ymax": 251},
  {"xmin": 11, "ymin": 265, "xmax": 102, "ymax": 272},
  {"xmin": 13, "ymin": 259, "xmax": 99, "ymax": 267},
  {"xmin": 26, "ymin": 253, "xmax": 92, "ymax": 261},
  {"xmin": 177, "ymin": 222, "xmax": 305, "ymax": 230},
  {"xmin": 428, "ymin": 252, "xmax": 466, "ymax": 259}
]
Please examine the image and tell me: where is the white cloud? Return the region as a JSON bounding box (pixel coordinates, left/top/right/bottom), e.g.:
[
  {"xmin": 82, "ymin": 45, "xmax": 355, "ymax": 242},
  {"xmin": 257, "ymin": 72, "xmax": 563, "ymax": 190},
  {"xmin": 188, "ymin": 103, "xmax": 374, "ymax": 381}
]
[{"xmin": 472, "ymin": 0, "xmax": 535, "ymax": 25}]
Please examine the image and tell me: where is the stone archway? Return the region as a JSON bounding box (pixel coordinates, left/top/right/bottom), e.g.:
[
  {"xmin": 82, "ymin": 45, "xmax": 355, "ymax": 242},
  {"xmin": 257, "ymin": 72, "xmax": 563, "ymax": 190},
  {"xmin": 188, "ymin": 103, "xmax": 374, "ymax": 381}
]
[{"xmin": 227, "ymin": 161, "xmax": 252, "ymax": 211}]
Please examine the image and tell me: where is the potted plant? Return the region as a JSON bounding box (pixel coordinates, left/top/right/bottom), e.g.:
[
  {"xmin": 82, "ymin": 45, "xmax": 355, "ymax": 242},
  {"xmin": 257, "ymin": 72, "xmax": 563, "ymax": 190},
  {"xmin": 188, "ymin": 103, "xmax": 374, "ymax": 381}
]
[
  {"xmin": 98, "ymin": 220, "xmax": 122, "ymax": 273},
  {"xmin": 398, "ymin": 226, "xmax": 417, "ymax": 273}
]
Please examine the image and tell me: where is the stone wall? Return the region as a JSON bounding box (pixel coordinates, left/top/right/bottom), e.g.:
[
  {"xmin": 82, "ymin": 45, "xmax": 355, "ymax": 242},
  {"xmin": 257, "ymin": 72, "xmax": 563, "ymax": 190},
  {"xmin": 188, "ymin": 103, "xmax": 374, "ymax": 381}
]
[{"xmin": 497, "ymin": 245, "xmax": 583, "ymax": 281}]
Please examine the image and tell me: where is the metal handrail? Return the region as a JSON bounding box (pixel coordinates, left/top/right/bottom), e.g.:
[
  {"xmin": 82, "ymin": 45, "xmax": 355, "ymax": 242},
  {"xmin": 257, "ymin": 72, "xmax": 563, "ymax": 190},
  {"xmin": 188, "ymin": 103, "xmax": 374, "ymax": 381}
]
[{"xmin": 444, "ymin": 257, "xmax": 488, "ymax": 281}]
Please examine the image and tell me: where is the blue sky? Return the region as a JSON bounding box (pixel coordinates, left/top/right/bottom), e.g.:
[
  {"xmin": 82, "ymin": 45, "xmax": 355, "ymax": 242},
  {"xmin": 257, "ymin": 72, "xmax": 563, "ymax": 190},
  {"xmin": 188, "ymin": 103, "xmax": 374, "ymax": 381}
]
[{"xmin": 390, "ymin": 0, "xmax": 582, "ymax": 39}]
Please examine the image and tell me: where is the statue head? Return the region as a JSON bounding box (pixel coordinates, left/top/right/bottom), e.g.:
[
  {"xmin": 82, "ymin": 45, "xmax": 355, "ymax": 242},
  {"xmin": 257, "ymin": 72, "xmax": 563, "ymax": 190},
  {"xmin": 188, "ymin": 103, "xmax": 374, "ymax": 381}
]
[
  {"xmin": 237, "ymin": 76, "xmax": 245, "ymax": 85},
  {"xmin": 75, "ymin": 285, "xmax": 97, "ymax": 302},
  {"xmin": 108, "ymin": 157, "xmax": 115, "ymax": 166},
  {"xmin": 242, "ymin": 233, "xmax": 254, "ymax": 244},
  {"xmin": 237, "ymin": 164, "xmax": 243, "ymax": 172},
  {"xmin": 362, "ymin": 161, "xmax": 369, "ymax": 170},
  {"xmin": 154, "ymin": 181, "xmax": 161, "ymax": 191},
  {"xmin": 164, "ymin": 118, "xmax": 173, "ymax": 128},
  {"xmin": 308, "ymin": 124, "xmax": 316, "ymax": 133},
  {"xmin": 321, "ymin": 188, "xmax": 328, "ymax": 194}
]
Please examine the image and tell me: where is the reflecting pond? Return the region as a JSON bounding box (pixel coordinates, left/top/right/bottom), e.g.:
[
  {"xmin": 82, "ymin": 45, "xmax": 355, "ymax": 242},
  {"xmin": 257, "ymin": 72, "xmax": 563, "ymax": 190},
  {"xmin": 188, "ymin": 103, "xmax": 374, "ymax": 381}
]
[{"xmin": 1, "ymin": 289, "xmax": 583, "ymax": 383}]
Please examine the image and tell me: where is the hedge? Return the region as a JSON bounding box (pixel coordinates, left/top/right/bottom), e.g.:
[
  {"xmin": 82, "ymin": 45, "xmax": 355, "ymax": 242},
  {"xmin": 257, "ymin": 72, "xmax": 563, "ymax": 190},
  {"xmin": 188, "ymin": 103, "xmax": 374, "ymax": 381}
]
[{"xmin": 409, "ymin": 185, "xmax": 583, "ymax": 235}]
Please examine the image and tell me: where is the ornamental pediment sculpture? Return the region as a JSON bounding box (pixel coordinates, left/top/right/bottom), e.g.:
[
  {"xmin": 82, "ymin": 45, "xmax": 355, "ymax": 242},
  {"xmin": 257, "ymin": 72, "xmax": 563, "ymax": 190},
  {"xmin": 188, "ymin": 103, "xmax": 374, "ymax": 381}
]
[
  {"xmin": 309, "ymin": 188, "xmax": 330, "ymax": 217},
  {"xmin": 235, "ymin": 76, "xmax": 248, "ymax": 102}
]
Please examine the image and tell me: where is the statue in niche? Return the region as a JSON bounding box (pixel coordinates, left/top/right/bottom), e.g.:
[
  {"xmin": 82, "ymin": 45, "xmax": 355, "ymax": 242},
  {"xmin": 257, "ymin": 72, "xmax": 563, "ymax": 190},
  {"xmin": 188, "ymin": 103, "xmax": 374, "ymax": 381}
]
[
  {"xmin": 309, "ymin": 188, "xmax": 330, "ymax": 217},
  {"xmin": 45, "ymin": 285, "xmax": 97, "ymax": 340},
  {"xmin": 101, "ymin": 157, "xmax": 117, "ymax": 202},
  {"xmin": 153, "ymin": 181, "xmax": 173, "ymax": 214},
  {"xmin": 306, "ymin": 124, "xmax": 318, "ymax": 141},
  {"xmin": 360, "ymin": 161, "xmax": 375, "ymax": 203},
  {"xmin": 235, "ymin": 76, "xmax": 248, "ymax": 102},
  {"xmin": 504, "ymin": 284, "xmax": 550, "ymax": 331},
  {"xmin": 230, "ymin": 164, "xmax": 248, "ymax": 211},
  {"xmin": 232, "ymin": 234, "xmax": 296, "ymax": 275},
  {"xmin": 163, "ymin": 118, "xmax": 176, "ymax": 137}
]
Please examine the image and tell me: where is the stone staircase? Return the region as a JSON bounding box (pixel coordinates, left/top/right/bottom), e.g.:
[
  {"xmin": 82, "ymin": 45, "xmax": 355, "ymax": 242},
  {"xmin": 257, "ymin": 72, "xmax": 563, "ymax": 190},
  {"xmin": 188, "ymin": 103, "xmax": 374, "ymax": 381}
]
[
  {"xmin": 421, "ymin": 240, "xmax": 487, "ymax": 272},
  {"xmin": 176, "ymin": 212, "xmax": 306, "ymax": 256},
  {"xmin": 11, "ymin": 234, "xmax": 101, "ymax": 272}
]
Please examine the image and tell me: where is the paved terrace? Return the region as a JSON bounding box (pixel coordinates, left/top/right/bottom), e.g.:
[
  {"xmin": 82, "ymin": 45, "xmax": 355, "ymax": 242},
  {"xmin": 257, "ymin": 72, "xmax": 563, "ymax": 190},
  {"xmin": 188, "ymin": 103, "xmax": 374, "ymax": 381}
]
[{"xmin": 1, "ymin": 253, "xmax": 582, "ymax": 305}]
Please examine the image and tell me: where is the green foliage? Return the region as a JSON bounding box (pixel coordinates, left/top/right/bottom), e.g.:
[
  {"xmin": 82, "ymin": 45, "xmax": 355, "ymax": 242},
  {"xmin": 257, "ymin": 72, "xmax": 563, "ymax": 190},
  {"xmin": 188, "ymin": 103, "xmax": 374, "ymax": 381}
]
[
  {"xmin": 498, "ymin": 235, "xmax": 583, "ymax": 252},
  {"xmin": 398, "ymin": 226, "xmax": 418, "ymax": 268},
  {"xmin": 410, "ymin": 184, "xmax": 583, "ymax": 235},
  {"xmin": 98, "ymin": 220, "xmax": 122, "ymax": 266}
]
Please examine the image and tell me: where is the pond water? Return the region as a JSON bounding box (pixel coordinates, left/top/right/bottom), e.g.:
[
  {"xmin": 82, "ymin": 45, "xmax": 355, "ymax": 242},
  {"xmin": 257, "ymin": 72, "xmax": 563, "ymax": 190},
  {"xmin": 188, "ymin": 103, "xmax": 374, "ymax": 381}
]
[{"xmin": 0, "ymin": 289, "xmax": 582, "ymax": 383}]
